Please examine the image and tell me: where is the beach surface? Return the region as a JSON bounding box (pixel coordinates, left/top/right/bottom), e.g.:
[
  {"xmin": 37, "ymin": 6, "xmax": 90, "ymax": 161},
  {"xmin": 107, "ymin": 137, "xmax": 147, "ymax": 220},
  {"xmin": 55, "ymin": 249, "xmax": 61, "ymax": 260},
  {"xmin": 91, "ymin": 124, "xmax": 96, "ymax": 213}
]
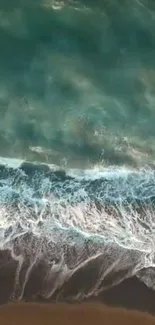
[
  {"xmin": 0, "ymin": 304, "xmax": 155, "ymax": 325},
  {"xmin": 1, "ymin": 302, "xmax": 155, "ymax": 325}
]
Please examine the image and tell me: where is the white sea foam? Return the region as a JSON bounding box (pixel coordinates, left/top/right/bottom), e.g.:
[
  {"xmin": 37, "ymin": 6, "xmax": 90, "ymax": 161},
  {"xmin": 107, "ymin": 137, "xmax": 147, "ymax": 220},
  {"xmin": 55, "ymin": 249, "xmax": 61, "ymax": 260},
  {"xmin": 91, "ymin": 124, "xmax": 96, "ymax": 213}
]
[
  {"xmin": 0, "ymin": 157, "xmax": 24, "ymax": 169},
  {"xmin": 0, "ymin": 157, "xmax": 155, "ymax": 300},
  {"xmin": 0, "ymin": 158, "xmax": 155, "ymax": 250}
]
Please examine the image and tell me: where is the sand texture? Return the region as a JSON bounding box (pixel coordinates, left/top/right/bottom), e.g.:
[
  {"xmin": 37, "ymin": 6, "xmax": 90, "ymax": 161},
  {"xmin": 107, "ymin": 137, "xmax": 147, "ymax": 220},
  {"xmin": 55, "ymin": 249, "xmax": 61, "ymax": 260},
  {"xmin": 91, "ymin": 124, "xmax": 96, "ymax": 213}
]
[{"xmin": 0, "ymin": 303, "xmax": 155, "ymax": 325}]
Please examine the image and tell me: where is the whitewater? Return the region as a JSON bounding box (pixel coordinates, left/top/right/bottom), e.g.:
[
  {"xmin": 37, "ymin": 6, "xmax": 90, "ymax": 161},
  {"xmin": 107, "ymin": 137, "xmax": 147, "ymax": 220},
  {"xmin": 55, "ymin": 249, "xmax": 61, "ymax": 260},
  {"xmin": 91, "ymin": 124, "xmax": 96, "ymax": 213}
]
[{"xmin": 0, "ymin": 157, "xmax": 155, "ymax": 302}]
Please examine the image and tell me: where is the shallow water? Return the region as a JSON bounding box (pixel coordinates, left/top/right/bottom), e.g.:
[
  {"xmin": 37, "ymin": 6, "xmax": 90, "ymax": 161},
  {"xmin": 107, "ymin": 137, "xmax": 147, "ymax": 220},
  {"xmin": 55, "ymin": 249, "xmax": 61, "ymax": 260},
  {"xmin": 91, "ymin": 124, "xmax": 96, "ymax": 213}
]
[{"xmin": 0, "ymin": 159, "xmax": 155, "ymax": 302}]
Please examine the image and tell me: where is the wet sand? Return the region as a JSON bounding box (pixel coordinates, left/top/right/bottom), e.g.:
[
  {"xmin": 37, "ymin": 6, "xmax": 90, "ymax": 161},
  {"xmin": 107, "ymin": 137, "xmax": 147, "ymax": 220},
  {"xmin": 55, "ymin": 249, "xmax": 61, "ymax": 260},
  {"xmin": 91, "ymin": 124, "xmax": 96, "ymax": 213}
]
[{"xmin": 1, "ymin": 302, "xmax": 155, "ymax": 325}]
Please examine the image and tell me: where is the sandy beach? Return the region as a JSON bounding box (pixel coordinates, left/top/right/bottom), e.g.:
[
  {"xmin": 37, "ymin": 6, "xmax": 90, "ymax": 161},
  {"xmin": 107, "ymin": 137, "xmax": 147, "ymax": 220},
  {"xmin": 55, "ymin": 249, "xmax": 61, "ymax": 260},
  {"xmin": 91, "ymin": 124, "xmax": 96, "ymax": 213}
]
[{"xmin": 1, "ymin": 302, "xmax": 155, "ymax": 325}]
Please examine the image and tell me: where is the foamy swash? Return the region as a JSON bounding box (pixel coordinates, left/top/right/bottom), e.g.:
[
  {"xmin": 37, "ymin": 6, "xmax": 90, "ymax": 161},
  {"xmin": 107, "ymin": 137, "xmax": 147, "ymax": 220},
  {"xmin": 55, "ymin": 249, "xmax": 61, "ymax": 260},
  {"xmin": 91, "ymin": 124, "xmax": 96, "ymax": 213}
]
[{"xmin": 0, "ymin": 157, "xmax": 155, "ymax": 303}]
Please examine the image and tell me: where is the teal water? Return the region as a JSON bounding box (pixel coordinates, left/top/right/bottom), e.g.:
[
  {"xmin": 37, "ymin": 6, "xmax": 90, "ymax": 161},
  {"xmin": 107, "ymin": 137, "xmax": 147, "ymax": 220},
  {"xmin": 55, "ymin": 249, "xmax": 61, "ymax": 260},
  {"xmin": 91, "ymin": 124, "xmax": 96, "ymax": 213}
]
[
  {"xmin": 0, "ymin": 0, "xmax": 155, "ymax": 168},
  {"xmin": 1, "ymin": 1, "xmax": 155, "ymax": 302}
]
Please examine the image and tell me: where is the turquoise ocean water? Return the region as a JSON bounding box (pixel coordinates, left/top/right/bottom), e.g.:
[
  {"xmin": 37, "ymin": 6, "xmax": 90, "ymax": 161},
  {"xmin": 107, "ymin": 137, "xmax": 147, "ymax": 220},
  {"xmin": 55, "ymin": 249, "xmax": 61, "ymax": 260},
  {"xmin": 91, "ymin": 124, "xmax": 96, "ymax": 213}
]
[
  {"xmin": 1, "ymin": 0, "xmax": 155, "ymax": 302},
  {"xmin": 0, "ymin": 0, "xmax": 155, "ymax": 168}
]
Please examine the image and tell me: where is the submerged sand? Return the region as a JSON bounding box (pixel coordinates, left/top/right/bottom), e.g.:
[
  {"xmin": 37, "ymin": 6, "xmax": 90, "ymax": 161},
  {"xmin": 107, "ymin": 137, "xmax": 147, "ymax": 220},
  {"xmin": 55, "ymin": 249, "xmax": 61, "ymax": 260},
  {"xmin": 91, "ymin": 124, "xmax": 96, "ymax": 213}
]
[{"xmin": 1, "ymin": 247, "xmax": 155, "ymax": 315}]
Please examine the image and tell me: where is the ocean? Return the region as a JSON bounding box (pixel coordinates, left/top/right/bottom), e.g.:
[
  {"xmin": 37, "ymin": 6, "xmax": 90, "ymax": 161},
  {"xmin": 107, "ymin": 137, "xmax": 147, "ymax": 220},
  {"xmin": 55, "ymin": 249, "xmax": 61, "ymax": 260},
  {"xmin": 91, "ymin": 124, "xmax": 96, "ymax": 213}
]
[{"xmin": 0, "ymin": 0, "xmax": 155, "ymax": 312}]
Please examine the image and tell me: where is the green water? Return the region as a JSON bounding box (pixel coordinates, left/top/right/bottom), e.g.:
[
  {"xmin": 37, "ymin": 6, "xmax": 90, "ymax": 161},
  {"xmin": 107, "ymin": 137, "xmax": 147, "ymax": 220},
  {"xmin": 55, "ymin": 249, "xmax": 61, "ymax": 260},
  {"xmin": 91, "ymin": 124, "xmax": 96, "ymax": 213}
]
[{"xmin": 0, "ymin": 0, "xmax": 155, "ymax": 168}]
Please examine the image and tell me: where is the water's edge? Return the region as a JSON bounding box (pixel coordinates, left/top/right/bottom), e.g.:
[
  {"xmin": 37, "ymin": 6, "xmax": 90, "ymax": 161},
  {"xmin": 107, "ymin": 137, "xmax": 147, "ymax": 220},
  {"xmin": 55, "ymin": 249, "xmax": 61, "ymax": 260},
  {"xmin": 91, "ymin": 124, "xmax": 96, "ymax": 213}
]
[{"xmin": 0, "ymin": 157, "xmax": 155, "ymax": 303}]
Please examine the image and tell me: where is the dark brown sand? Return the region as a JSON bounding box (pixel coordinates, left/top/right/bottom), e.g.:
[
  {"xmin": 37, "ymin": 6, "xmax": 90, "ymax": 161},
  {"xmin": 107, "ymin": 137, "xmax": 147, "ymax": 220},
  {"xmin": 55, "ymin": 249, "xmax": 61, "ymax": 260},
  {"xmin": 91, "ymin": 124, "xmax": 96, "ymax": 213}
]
[{"xmin": 0, "ymin": 302, "xmax": 155, "ymax": 325}]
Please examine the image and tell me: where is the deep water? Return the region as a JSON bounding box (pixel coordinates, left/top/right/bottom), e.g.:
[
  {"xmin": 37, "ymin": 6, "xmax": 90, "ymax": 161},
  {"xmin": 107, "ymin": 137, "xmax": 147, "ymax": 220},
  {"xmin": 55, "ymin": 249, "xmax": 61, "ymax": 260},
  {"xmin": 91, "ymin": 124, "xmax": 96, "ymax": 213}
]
[{"xmin": 0, "ymin": 0, "xmax": 155, "ymax": 168}]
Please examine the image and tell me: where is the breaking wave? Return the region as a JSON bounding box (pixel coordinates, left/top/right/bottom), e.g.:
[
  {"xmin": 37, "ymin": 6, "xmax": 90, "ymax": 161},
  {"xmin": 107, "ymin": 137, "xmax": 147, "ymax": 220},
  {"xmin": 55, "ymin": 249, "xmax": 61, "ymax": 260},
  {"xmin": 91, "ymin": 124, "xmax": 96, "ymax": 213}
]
[{"xmin": 0, "ymin": 157, "xmax": 155, "ymax": 303}]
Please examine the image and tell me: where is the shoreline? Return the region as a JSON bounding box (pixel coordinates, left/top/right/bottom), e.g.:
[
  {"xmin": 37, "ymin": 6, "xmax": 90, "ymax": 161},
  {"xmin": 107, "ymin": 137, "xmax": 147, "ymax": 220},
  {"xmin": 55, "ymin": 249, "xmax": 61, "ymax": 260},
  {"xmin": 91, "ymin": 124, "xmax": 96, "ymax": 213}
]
[{"xmin": 0, "ymin": 248, "xmax": 155, "ymax": 315}]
